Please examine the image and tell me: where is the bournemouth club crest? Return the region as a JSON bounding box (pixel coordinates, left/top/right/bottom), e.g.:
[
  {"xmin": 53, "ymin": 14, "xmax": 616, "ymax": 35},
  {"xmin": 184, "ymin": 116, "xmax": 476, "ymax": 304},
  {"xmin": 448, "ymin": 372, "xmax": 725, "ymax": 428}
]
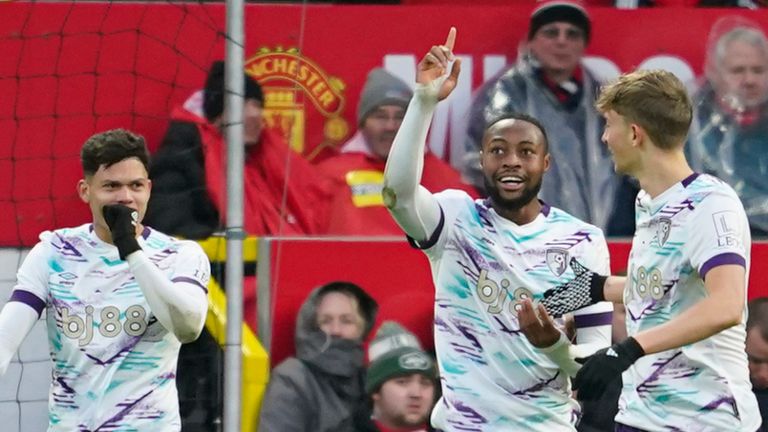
[
  {"xmin": 546, "ymin": 248, "xmax": 568, "ymax": 276},
  {"xmin": 656, "ymin": 217, "xmax": 672, "ymax": 247}
]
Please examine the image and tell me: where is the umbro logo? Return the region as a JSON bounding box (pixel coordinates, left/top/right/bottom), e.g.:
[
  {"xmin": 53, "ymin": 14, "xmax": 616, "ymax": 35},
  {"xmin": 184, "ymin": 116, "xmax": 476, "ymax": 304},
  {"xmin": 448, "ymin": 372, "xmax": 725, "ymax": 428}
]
[{"xmin": 606, "ymin": 348, "xmax": 618, "ymax": 358}]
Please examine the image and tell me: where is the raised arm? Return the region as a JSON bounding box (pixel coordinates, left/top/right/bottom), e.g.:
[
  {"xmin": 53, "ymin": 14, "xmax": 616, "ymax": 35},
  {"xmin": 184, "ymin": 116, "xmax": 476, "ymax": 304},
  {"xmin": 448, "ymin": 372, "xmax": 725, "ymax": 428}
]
[
  {"xmin": 104, "ymin": 205, "xmax": 209, "ymax": 344},
  {"xmin": 383, "ymin": 27, "xmax": 461, "ymax": 242}
]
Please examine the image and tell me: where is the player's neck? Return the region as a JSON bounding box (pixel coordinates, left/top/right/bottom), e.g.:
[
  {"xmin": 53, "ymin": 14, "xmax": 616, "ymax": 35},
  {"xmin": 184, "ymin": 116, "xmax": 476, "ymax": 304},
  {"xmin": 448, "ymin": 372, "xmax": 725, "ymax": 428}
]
[
  {"xmin": 635, "ymin": 150, "xmax": 693, "ymax": 199},
  {"xmin": 493, "ymin": 199, "xmax": 542, "ymax": 226}
]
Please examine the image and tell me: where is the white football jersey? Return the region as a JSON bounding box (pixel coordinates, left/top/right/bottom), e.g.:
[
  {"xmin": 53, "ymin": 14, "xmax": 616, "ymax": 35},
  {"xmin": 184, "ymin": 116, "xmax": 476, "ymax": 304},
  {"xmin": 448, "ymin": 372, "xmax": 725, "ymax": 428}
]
[
  {"xmin": 616, "ymin": 173, "xmax": 760, "ymax": 431},
  {"xmin": 416, "ymin": 190, "xmax": 612, "ymax": 432},
  {"xmin": 11, "ymin": 224, "xmax": 210, "ymax": 431}
]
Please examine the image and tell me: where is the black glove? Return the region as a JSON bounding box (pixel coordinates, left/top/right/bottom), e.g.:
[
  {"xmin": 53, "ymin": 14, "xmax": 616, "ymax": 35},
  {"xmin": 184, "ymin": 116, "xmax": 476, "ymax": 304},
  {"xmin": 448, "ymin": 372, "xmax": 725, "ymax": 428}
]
[
  {"xmin": 103, "ymin": 204, "xmax": 141, "ymax": 260},
  {"xmin": 573, "ymin": 337, "xmax": 645, "ymax": 401},
  {"xmin": 539, "ymin": 258, "xmax": 607, "ymax": 317}
]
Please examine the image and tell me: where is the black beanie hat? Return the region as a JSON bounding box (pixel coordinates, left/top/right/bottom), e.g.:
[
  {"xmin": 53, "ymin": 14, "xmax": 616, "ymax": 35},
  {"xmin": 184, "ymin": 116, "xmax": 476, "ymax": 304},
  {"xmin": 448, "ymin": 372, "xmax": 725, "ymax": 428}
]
[
  {"xmin": 203, "ymin": 61, "xmax": 264, "ymax": 121},
  {"xmin": 528, "ymin": 1, "xmax": 591, "ymax": 43}
]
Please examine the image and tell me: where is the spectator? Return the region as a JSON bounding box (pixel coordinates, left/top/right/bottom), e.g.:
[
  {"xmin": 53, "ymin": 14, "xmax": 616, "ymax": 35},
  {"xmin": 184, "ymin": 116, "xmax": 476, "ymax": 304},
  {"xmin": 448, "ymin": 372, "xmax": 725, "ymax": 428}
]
[
  {"xmin": 259, "ymin": 281, "xmax": 378, "ymax": 432},
  {"xmin": 144, "ymin": 60, "xmax": 330, "ymax": 239},
  {"xmin": 747, "ymin": 298, "xmax": 768, "ymax": 432},
  {"xmin": 688, "ymin": 17, "xmax": 768, "ymax": 237},
  {"xmin": 316, "ymin": 67, "xmax": 477, "ymax": 236},
  {"xmin": 353, "ymin": 321, "xmax": 438, "ymax": 432},
  {"xmin": 463, "ymin": 0, "xmax": 636, "ymax": 235}
]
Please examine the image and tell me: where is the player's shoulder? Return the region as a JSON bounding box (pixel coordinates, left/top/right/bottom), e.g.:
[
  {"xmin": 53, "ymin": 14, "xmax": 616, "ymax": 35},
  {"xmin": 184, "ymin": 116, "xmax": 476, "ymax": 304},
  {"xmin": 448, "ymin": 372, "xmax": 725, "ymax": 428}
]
[
  {"xmin": 39, "ymin": 223, "xmax": 95, "ymax": 250},
  {"xmin": 687, "ymin": 173, "xmax": 743, "ymax": 210},
  {"xmin": 145, "ymin": 227, "xmax": 207, "ymax": 255},
  {"xmin": 545, "ymin": 204, "xmax": 607, "ymax": 239},
  {"xmin": 433, "ymin": 189, "xmax": 477, "ymax": 206}
]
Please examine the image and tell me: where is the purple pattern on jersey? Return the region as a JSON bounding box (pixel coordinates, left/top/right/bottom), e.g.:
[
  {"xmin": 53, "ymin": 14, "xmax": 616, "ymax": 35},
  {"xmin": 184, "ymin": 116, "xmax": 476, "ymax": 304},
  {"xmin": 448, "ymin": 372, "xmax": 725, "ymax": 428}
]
[
  {"xmin": 492, "ymin": 315, "xmax": 523, "ymax": 337},
  {"xmin": 511, "ymin": 371, "xmax": 563, "ymax": 399},
  {"xmin": 657, "ymin": 198, "xmax": 696, "ymax": 219},
  {"xmin": 476, "ymin": 200, "xmax": 496, "ymax": 233},
  {"xmin": 449, "ymin": 320, "xmax": 487, "ymax": 365},
  {"xmin": 53, "ymin": 232, "xmax": 86, "ymax": 260},
  {"xmin": 701, "ymin": 395, "xmax": 740, "ymax": 418},
  {"xmin": 636, "ymin": 351, "xmax": 699, "ymax": 397},
  {"xmin": 448, "ymin": 399, "xmax": 488, "ymax": 431}
]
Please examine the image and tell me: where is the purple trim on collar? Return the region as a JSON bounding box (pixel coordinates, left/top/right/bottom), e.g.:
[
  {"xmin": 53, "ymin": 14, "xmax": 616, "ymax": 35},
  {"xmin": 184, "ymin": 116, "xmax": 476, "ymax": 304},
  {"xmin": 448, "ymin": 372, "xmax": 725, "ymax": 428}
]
[
  {"xmin": 574, "ymin": 311, "xmax": 613, "ymax": 328},
  {"xmin": 700, "ymin": 252, "xmax": 746, "ymax": 279},
  {"xmin": 539, "ymin": 200, "xmax": 550, "ymax": 217},
  {"xmin": 10, "ymin": 289, "xmax": 46, "ymax": 318},
  {"xmin": 681, "ymin": 172, "xmax": 700, "ymax": 188},
  {"xmin": 172, "ymin": 276, "xmax": 209, "ymax": 293}
]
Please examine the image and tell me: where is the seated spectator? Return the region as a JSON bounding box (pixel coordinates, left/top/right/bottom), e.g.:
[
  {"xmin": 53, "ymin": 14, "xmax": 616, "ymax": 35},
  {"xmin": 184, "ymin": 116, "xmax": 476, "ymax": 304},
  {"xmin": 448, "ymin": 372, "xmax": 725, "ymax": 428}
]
[
  {"xmin": 353, "ymin": 321, "xmax": 438, "ymax": 432},
  {"xmin": 747, "ymin": 298, "xmax": 768, "ymax": 432},
  {"xmin": 316, "ymin": 68, "xmax": 477, "ymax": 236},
  {"xmin": 259, "ymin": 281, "xmax": 378, "ymax": 432},
  {"xmin": 688, "ymin": 17, "xmax": 768, "ymax": 237},
  {"xmin": 144, "ymin": 61, "xmax": 330, "ymax": 239},
  {"xmin": 462, "ymin": 0, "xmax": 636, "ymax": 235}
]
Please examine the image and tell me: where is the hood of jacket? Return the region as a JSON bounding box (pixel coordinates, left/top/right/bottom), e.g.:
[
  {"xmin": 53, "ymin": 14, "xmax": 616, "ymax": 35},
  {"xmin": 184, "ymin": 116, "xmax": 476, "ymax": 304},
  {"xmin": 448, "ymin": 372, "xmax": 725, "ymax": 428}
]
[{"xmin": 294, "ymin": 281, "xmax": 378, "ymax": 378}]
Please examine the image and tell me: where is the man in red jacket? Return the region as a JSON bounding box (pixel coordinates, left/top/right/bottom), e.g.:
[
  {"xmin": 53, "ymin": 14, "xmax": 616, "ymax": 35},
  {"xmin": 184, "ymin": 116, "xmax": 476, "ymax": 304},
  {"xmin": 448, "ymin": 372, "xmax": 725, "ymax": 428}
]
[{"xmin": 317, "ymin": 68, "xmax": 477, "ymax": 235}]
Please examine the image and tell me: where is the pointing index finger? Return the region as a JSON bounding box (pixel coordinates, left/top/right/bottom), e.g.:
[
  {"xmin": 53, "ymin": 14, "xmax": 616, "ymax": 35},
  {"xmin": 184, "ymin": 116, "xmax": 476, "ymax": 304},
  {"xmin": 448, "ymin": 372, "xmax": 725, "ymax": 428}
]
[{"xmin": 445, "ymin": 27, "xmax": 456, "ymax": 52}]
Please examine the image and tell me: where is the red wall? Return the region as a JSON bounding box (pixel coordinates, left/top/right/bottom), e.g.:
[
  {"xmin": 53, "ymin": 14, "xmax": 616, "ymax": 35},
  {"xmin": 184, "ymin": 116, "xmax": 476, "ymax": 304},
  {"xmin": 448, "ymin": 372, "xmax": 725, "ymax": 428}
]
[{"xmin": 2, "ymin": 3, "xmax": 768, "ymax": 246}]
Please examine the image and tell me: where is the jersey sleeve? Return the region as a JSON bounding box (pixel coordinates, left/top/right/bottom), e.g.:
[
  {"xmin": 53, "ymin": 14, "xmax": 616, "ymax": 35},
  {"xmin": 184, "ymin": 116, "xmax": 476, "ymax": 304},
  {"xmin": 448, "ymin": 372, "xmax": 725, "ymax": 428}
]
[
  {"xmin": 410, "ymin": 189, "xmax": 474, "ymax": 260},
  {"xmin": 171, "ymin": 240, "xmax": 211, "ymax": 293},
  {"xmin": 683, "ymin": 190, "xmax": 750, "ymax": 279},
  {"xmin": 9, "ymin": 239, "xmax": 51, "ymax": 317}
]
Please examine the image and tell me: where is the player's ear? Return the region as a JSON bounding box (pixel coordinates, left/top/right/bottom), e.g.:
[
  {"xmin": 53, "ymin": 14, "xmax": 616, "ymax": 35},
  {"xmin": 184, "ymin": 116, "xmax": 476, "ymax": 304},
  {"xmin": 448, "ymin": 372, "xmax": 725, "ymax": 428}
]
[
  {"xmin": 77, "ymin": 179, "xmax": 90, "ymax": 204},
  {"xmin": 543, "ymin": 153, "xmax": 551, "ymax": 172}
]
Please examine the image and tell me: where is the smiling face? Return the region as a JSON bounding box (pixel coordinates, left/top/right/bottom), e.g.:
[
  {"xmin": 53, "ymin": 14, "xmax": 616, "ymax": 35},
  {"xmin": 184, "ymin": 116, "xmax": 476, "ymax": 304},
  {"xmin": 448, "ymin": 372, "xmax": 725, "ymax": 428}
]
[
  {"xmin": 78, "ymin": 157, "xmax": 151, "ymax": 243},
  {"xmin": 361, "ymin": 104, "xmax": 406, "ymax": 160},
  {"xmin": 373, "ymin": 373, "xmax": 435, "ymax": 428},
  {"xmin": 480, "ymin": 118, "xmax": 550, "ymax": 214}
]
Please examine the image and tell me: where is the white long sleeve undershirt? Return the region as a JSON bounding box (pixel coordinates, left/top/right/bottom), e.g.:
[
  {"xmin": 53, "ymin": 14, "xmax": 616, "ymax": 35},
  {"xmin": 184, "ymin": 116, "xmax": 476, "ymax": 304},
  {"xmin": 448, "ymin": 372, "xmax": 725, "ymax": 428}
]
[
  {"xmin": 383, "ymin": 80, "xmax": 445, "ymax": 242},
  {"xmin": 126, "ymin": 251, "xmax": 208, "ymax": 344},
  {"xmin": 0, "ymin": 302, "xmax": 37, "ymax": 377}
]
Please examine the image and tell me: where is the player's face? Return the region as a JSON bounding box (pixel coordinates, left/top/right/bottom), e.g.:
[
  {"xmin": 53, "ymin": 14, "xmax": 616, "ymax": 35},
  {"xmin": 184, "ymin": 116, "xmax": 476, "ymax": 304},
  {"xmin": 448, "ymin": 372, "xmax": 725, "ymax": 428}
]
[
  {"xmin": 361, "ymin": 105, "xmax": 405, "ymax": 160},
  {"xmin": 78, "ymin": 157, "xmax": 151, "ymax": 236},
  {"xmin": 746, "ymin": 327, "xmax": 768, "ymax": 389},
  {"xmin": 316, "ymin": 292, "xmax": 365, "ymax": 341},
  {"xmin": 717, "ymin": 39, "xmax": 768, "ymax": 109},
  {"xmin": 601, "ymin": 110, "xmax": 638, "ymax": 175},
  {"xmin": 372, "ymin": 374, "xmax": 435, "ymax": 428},
  {"xmin": 528, "ymin": 22, "xmax": 586, "ymax": 79},
  {"xmin": 480, "ymin": 119, "xmax": 549, "ymax": 211}
]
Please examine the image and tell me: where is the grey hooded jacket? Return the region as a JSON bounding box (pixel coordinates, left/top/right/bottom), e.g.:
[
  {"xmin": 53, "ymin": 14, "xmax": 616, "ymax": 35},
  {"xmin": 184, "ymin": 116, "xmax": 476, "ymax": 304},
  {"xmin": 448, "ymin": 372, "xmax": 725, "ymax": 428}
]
[{"xmin": 258, "ymin": 282, "xmax": 378, "ymax": 432}]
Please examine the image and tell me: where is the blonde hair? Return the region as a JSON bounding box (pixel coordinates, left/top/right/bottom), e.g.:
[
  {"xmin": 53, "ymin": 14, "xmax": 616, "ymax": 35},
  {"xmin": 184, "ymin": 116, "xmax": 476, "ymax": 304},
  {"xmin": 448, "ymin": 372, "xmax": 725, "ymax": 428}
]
[{"xmin": 596, "ymin": 69, "xmax": 692, "ymax": 150}]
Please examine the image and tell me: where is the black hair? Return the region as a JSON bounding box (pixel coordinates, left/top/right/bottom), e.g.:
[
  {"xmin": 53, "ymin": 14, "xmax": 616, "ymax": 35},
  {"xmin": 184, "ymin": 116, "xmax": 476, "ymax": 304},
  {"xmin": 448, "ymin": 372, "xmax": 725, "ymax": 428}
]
[
  {"xmin": 484, "ymin": 112, "xmax": 549, "ymax": 152},
  {"xmin": 80, "ymin": 129, "xmax": 150, "ymax": 176},
  {"xmin": 203, "ymin": 61, "xmax": 264, "ymax": 121}
]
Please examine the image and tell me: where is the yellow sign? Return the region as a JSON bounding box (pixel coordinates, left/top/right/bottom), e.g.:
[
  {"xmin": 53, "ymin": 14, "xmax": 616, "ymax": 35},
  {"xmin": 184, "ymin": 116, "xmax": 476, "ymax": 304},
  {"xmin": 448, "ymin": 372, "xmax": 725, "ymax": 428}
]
[{"xmin": 245, "ymin": 47, "xmax": 349, "ymax": 153}]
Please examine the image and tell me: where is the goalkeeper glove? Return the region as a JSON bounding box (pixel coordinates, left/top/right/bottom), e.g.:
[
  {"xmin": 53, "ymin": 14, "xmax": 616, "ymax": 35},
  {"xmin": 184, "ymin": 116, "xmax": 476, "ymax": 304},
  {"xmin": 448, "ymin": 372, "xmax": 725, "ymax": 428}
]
[
  {"xmin": 539, "ymin": 258, "xmax": 607, "ymax": 317},
  {"xmin": 103, "ymin": 204, "xmax": 141, "ymax": 260},
  {"xmin": 573, "ymin": 337, "xmax": 645, "ymax": 401}
]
